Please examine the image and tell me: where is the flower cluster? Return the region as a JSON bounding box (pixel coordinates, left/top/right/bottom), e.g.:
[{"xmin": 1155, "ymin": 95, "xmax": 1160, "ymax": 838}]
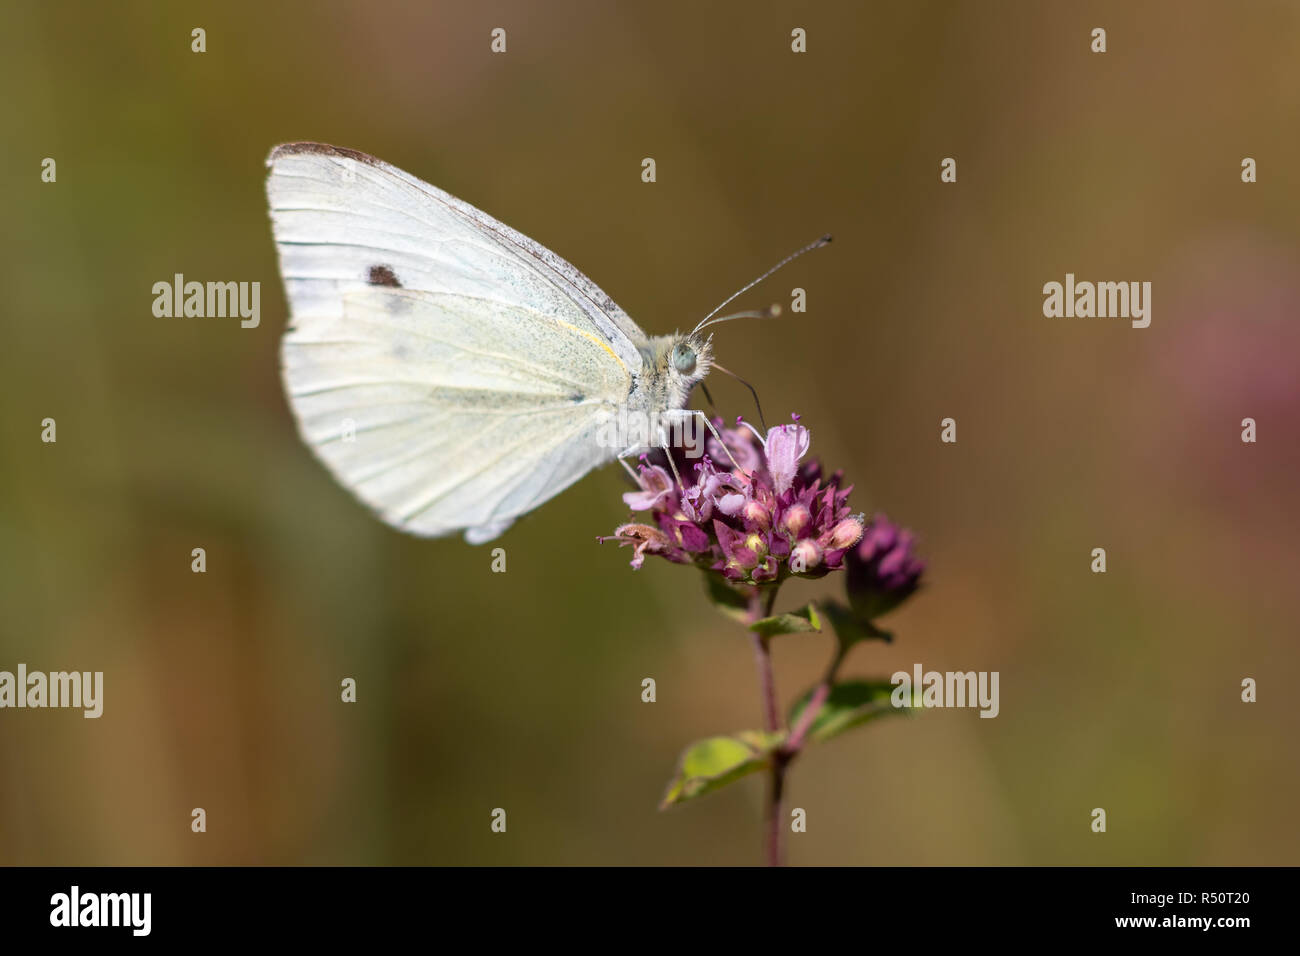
[
  {"xmin": 845, "ymin": 513, "xmax": 926, "ymax": 619},
  {"xmin": 601, "ymin": 416, "xmax": 866, "ymax": 584}
]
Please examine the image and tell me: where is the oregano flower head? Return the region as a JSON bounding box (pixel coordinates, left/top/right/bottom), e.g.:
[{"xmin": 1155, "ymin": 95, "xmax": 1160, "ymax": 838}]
[{"xmin": 601, "ymin": 415, "xmax": 865, "ymax": 585}]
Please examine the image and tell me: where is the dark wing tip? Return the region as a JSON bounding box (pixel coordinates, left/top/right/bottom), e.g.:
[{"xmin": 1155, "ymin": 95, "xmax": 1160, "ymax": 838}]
[{"xmin": 267, "ymin": 142, "xmax": 384, "ymax": 168}]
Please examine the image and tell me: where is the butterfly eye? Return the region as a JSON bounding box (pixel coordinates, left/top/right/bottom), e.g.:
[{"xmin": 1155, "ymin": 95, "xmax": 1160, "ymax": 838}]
[{"xmin": 672, "ymin": 344, "xmax": 697, "ymax": 376}]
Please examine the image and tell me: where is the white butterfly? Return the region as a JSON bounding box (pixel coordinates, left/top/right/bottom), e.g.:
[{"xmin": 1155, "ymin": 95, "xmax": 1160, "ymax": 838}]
[{"xmin": 266, "ymin": 143, "xmax": 820, "ymax": 543}]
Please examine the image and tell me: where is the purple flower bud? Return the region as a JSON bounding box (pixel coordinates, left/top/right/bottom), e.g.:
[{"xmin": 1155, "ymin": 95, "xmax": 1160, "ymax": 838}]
[
  {"xmin": 845, "ymin": 513, "xmax": 925, "ymax": 619},
  {"xmin": 743, "ymin": 499, "xmax": 771, "ymax": 530},
  {"xmin": 714, "ymin": 520, "xmax": 757, "ymax": 570},
  {"xmin": 657, "ymin": 514, "xmax": 712, "ymax": 553},
  {"xmin": 823, "ymin": 514, "xmax": 866, "ymax": 551},
  {"xmin": 856, "ymin": 520, "xmax": 898, "ymax": 560},
  {"xmin": 782, "ymin": 504, "xmax": 812, "ymax": 538},
  {"xmin": 751, "ymin": 556, "xmax": 780, "ymax": 583},
  {"xmin": 791, "ymin": 539, "xmax": 822, "ymax": 572}
]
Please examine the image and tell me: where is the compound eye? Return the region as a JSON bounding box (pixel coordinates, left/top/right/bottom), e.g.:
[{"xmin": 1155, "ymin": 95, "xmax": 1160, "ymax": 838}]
[{"xmin": 672, "ymin": 344, "xmax": 697, "ymax": 375}]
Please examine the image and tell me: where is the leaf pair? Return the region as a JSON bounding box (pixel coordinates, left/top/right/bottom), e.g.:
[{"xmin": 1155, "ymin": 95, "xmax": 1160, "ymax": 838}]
[
  {"xmin": 704, "ymin": 575, "xmax": 891, "ymax": 645},
  {"xmin": 660, "ymin": 681, "xmax": 909, "ymax": 808}
]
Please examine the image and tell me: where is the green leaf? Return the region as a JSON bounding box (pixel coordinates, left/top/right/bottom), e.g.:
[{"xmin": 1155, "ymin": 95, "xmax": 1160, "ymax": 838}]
[
  {"xmin": 660, "ymin": 730, "xmax": 784, "ymax": 809},
  {"xmin": 703, "ymin": 573, "xmax": 753, "ymax": 624},
  {"xmin": 749, "ymin": 602, "xmax": 821, "ymax": 637},
  {"xmin": 822, "ymin": 600, "xmax": 893, "ymax": 649},
  {"xmin": 787, "ymin": 680, "xmax": 913, "ymax": 744}
]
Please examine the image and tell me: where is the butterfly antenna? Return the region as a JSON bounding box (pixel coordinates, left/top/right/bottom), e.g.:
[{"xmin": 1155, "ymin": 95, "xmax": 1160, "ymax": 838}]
[
  {"xmin": 694, "ymin": 304, "xmax": 782, "ymax": 334},
  {"xmin": 711, "ymin": 363, "xmax": 767, "ymax": 432},
  {"xmin": 691, "ymin": 234, "xmax": 832, "ymax": 336}
]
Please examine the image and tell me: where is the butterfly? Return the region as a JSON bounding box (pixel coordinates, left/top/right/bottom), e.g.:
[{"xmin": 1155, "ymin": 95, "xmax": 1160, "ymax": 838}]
[{"xmin": 265, "ymin": 143, "xmax": 825, "ymax": 543}]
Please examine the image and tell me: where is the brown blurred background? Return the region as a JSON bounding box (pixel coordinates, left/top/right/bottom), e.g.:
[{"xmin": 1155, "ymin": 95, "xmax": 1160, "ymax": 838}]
[{"xmin": 1, "ymin": 0, "xmax": 1297, "ymax": 865}]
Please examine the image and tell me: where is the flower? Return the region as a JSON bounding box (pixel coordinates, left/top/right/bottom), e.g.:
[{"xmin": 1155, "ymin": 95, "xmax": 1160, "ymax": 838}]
[
  {"xmin": 600, "ymin": 415, "xmax": 865, "ymax": 585},
  {"xmin": 764, "ymin": 423, "xmax": 811, "ymax": 494},
  {"xmin": 622, "ymin": 465, "xmax": 674, "ymax": 511},
  {"xmin": 845, "ymin": 513, "xmax": 925, "ymax": 619}
]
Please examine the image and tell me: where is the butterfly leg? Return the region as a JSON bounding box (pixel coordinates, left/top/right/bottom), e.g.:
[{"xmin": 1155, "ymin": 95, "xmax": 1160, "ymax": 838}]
[
  {"xmin": 653, "ymin": 424, "xmax": 688, "ymax": 492},
  {"xmin": 615, "ymin": 442, "xmax": 674, "ymax": 486},
  {"xmin": 614, "ymin": 445, "xmax": 643, "ymax": 482},
  {"xmin": 659, "ymin": 409, "xmax": 746, "ymax": 473}
]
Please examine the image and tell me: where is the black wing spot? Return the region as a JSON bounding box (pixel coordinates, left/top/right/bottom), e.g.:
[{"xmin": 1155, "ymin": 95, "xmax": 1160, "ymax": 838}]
[
  {"xmin": 368, "ymin": 264, "xmax": 402, "ymax": 287},
  {"xmin": 569, "ymin": 393, "xmax": 585, "ymax": 403}
]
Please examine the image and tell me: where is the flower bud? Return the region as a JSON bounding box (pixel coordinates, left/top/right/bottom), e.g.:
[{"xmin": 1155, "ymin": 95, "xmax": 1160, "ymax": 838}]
[
  {"xmin": 743, "ymin": 499, "xmax": 772, "ymax": 530},
  {"xmin": 790, "ymin": 539, "xmax": 822, "ymax": 573},
  {"xmin": 782, "ymin": 504, "xmax": 811, "ymax": 538},
  {"xmin": 826, "ymin": 514, "xmax": 866, "ymax": 551},
  {"xmin": 845, "ymin": 513, "xmax": 924, "ymax": 619}
]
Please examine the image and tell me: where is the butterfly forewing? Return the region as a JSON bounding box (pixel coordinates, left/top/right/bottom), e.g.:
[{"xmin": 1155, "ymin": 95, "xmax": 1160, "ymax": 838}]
[{"xmin": 266, "ymin": 143, "xmax": 643, "ymax": 540}]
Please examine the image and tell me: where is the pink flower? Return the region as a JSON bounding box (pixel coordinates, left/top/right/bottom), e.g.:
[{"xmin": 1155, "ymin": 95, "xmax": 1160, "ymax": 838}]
[{"xmin": 622, "ymin": 464, "xmax": 674, "ymax": 511}]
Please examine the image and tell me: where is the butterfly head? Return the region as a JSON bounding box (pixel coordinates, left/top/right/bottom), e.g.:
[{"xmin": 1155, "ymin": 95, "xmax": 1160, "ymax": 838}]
[
  {"xmin": 645, "ymin": 332, "xmax": 713, "ymax": 407},
  {"xmin": 670, "ymin": 332, "xmax": 713, "ymax": 390},
  {"xmin": 670, "ymin": 334, "xmax": 712, "ymax": 381}
]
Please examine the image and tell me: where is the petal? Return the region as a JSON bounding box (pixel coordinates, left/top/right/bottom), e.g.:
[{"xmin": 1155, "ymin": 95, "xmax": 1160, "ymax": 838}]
[
  {"xmin": 764, "ymin": 424, "xmax": 811, "ymax": 494},
  {"xmin": 623, "ymin": 465, "xmax": 674, "ymax": 511},
  {"xmin": 678, "ymin": 522, "xmax": 712, "ymax": 552},
  {"xmin": 717, "ymin": 493, "xmax": 747, "ymax": 516}
]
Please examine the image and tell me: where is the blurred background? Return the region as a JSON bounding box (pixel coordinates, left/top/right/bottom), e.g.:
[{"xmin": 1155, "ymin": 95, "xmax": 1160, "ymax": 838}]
[{"xmin": 1, "ymin": 0, "xmax": 1297, "ymax": 865}]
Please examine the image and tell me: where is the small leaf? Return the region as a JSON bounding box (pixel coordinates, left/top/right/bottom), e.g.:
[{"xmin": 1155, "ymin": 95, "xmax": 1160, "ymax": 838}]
[
  {"xmin": 822, "ymin": 600, "xmax": 892, "ymax": 649},
  {"xmin": 749, "ymin": 602, "xmax": 821, "ymax": 637},
  {"xmin": 787, "ymin": 680, "xmax": 912, "ymax": 744},
  {"xmin": 703, "ymin": 573, "xmax": 753, "ymax": 624},
  {"xmin": 660, "ymin": 730, "xmax": 784, "ymax": 809}
]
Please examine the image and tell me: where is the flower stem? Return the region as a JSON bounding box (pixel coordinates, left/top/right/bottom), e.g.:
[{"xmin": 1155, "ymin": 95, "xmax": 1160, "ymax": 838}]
[
  {"xmin": 746, "ymin": 587, "xmax": 783, "ymax": 865},
  {"xmin": 760, "ymin": 639, "xmax": 850, "ymax": 866},
  {"xmin": 785, "ymin": 644, "xmax": 848, "ymax": 753},
  {"xmin": 747, "ymin": 588, "xmax": 781, "ymax": 734},
  {"xmin": 766, "ymin": 751, "xmax": 789, "ymax": 867},
  {"xmin": 750, "ymin": 631, "xmax": 780, "ymax": 735}
]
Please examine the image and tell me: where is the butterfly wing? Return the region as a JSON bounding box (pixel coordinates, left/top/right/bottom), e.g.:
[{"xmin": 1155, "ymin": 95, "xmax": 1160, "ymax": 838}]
[{"xmin": 266, "ymin": 143, "xmax": 643, "ymax": 540}]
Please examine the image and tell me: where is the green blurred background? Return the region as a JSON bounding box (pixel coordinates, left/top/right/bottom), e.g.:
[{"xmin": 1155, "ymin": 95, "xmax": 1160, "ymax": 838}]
[{"xmin": 2, "ymin": 0, "xmax": 1297, "ymax": 865}]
